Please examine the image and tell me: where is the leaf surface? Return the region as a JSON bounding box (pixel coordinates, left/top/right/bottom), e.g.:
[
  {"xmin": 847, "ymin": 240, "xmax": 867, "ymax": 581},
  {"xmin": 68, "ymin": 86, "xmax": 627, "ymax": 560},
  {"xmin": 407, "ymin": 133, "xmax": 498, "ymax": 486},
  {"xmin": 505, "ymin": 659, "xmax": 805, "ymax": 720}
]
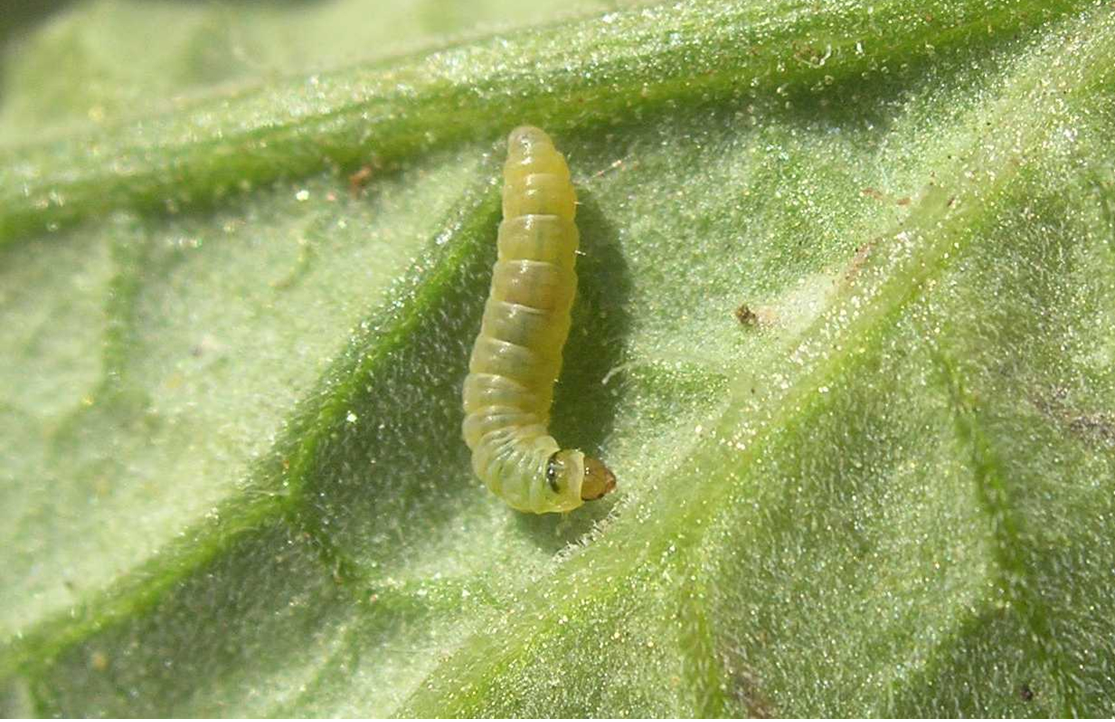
[{"xmin": 1, "ymin": 0, "xmax": 1113, "ymax": 716}]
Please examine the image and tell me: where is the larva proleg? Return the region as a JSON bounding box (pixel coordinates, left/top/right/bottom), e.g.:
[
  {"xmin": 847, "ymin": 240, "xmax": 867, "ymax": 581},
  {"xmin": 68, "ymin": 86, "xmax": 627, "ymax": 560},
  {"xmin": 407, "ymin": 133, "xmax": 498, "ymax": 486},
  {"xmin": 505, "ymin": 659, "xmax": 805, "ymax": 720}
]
[{"xmin": 462, "ymin": 126, "xmax": 616, "ymax": 514}]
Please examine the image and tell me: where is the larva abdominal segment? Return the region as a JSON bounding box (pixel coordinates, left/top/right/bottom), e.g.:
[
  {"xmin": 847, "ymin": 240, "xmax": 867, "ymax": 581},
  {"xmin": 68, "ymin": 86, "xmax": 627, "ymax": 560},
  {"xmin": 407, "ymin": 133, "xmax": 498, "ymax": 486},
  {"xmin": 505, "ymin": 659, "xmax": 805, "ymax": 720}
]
[{"xmin": 462, "ymin": 126, "xmax": 616, "ymax": 514}]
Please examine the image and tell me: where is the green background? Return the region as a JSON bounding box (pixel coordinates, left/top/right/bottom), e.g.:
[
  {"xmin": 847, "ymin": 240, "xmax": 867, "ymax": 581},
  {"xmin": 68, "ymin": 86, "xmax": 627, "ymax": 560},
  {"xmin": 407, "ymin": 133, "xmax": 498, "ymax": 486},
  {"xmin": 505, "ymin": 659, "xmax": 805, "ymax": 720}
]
[{"xmin": 1, "ymin": 0, "xmax": 1113, "ymax": 716}]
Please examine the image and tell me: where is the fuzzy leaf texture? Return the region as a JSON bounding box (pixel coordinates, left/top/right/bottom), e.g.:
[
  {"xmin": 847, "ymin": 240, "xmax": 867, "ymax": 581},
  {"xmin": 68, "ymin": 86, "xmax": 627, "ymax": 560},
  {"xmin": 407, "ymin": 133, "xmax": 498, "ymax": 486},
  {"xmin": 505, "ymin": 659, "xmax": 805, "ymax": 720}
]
[{"xmin": 1, "ymin": 0, "xmax": 1114, "ymax": 716}]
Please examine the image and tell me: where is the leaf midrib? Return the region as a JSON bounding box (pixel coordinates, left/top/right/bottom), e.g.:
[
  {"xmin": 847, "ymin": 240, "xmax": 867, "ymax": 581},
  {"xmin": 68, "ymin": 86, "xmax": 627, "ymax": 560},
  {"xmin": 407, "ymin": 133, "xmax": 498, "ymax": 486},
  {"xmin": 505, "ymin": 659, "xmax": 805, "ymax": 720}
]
[{"xmin": 0, "ymin": 0, "xmax": 1088, "ymax": 249}]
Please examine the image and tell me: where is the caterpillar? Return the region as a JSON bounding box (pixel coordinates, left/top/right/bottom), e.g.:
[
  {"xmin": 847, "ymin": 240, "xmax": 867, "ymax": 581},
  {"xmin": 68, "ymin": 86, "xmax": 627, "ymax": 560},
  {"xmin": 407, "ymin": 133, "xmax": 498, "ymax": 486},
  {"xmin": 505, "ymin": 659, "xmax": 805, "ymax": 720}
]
[{"xmin": 462, "ymin": 126, "xmax": 616, "ymax": 514}]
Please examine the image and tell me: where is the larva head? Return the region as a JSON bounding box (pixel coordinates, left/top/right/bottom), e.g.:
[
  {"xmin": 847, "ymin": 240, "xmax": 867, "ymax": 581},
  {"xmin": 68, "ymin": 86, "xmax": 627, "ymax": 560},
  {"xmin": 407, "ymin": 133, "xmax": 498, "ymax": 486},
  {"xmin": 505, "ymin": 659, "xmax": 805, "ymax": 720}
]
[
  {"xmin": 581, "ymin": 456, "xmax": 617, "ymax": 501},
  {"xmin": 547, "ymin": 450, "xmax": 617, "ymax": 506}
]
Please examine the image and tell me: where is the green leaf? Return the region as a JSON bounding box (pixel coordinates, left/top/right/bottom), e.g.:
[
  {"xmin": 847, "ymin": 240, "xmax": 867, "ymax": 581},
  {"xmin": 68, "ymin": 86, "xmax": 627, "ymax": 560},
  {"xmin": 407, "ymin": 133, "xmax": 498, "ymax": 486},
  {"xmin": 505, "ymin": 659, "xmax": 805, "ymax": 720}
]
[{"xmin": 2, "ymin": 0, "xmax": 1114, "ymax": 716}]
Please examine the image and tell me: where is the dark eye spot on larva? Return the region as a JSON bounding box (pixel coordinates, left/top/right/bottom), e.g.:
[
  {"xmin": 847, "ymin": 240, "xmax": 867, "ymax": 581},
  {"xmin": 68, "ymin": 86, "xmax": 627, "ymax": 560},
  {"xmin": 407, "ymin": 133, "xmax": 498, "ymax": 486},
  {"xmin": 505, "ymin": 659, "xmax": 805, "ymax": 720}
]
[{"xmin": 546, "ymin": 453, "xmax": 560, "ymax": 491}]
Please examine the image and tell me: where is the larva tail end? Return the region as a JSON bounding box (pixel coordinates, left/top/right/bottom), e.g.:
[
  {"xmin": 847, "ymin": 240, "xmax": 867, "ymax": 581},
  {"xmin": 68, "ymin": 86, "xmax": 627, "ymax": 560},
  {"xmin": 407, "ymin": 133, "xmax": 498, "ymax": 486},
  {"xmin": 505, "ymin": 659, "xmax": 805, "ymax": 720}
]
[
  {"xmin": 580, "ymin": 456, "xmax": 616, "ymax": 501},
  {"xmin": 508, "ymin": 125, "xmax": 553, "ymax": 155}
]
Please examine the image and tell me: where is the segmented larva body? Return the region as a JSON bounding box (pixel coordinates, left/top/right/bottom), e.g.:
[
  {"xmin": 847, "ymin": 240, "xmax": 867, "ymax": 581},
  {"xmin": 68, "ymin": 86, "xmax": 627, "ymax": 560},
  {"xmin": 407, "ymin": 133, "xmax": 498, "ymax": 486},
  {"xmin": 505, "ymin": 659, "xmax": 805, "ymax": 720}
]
[{"xmin": 462, "ymin": 126, "xmax": 616, "ymax": 514}]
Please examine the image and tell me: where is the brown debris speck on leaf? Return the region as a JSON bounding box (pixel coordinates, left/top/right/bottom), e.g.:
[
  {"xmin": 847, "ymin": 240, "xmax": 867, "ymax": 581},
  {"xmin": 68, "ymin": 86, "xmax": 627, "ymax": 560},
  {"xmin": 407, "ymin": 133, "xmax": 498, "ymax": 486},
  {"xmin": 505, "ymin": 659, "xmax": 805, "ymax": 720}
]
[
  {"xmin": 348, "ymin": 166, "xmax": 373, "ymax": 197},
  {"xmin": 735, "ymin": 304, "xmax": 759, "ymax": 327}
]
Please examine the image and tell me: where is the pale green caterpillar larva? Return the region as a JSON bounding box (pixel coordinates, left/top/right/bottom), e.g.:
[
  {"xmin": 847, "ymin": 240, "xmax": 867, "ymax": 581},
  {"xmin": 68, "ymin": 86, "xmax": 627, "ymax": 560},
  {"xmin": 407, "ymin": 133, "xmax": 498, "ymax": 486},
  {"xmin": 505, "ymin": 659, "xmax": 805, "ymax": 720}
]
[{"xmin": 462, "ymin": 126, "xmax": 617, "ymax": 514}]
